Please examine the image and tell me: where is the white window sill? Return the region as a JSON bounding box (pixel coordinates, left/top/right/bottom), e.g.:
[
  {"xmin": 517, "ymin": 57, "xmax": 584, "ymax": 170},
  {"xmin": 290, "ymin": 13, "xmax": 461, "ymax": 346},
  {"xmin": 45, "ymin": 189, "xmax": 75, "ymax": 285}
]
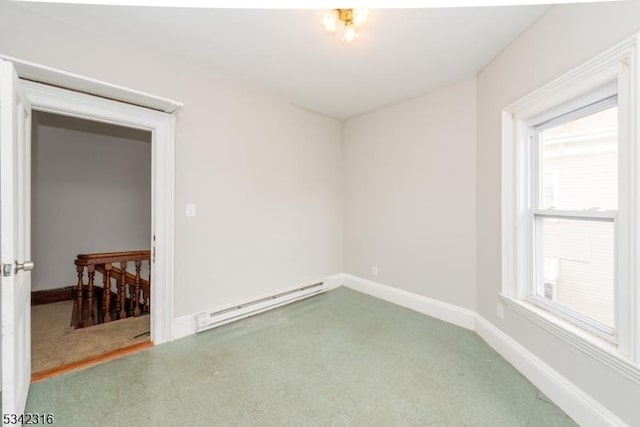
[{"xmin": 499, "ymin": 294, "xmax": 640, "ymax": 384}]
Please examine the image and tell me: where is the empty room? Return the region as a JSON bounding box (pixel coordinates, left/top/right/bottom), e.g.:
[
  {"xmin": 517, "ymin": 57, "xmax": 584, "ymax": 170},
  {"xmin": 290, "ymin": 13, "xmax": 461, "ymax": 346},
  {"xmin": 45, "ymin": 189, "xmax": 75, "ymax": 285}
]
[{"xmin": 0, "ymin": 0, "xmax": 639, "ymax": 426}]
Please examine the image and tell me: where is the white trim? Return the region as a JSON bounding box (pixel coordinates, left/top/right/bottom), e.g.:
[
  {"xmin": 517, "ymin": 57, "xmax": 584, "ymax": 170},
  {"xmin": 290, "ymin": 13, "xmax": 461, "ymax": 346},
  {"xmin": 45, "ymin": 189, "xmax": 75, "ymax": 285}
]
[
  {"xmin": 340, "ymin": 278, "xmax": 632, "ymax": 424},
  {"xmin": 505, "ymin": 36, "xmax": 634, "ymax": 119},
  {"xmin": 0, "ymin": 54, "xmax": 183, "ymax": 113},
  {"xmin": 337, "ymin": 276, "xmax": 631, "ymax": 424},
  {"xmin": 501, "ymin": 295, "xmax": 640, "ymax": 383},
  {"xmin": 501, "ymin": 110, "xmax": 517, "ymax": 300},
  {"xmin": 169, "ymin": 274, "xmax": 632, "ymax": 424},
  {"xmin": 501, "ymin": 33, "xmax": 640, "ymax": 364},
  {"xmin": 171, "ymin": 274, "xmax": 343, "ymax": 340},
  {"xmin": 527, "ymin": 294, "xmax": 617, "ymax": 341},
  {"xmin": 323, "ymin": 273, "xmax": 344, "ymax": 290},
  {"xmin": 172, "ymin": 314, "xmax": 197, "ymax": 341},
  {"xmin": 341, "ymin": 274, "xmax": 476, "ymax": 330},
  {"xmin": 21, "ymin": 80, "xmax": 178, "ymax": 345},
  {"xmin": 475, "ymin": 315, "xmax": 628, "ymax": 427},
  {"xmin": 632, "ymin": 33, "xmax": 640, "ymax": 366}
]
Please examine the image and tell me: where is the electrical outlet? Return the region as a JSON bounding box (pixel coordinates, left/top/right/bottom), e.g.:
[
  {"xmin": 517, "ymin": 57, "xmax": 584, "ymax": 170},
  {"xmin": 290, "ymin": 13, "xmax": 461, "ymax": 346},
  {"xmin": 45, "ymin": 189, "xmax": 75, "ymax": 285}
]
[
  {"xmin": 186, "ymin": 203, "xmax": 196, "ymax": 217},
  {"xmin": 496, "ymin": 301, "xmax": 504, "ymax": 319},
  {"xmin": 372, "ymin": 266, "xmax": 378, "ymax": 276}
]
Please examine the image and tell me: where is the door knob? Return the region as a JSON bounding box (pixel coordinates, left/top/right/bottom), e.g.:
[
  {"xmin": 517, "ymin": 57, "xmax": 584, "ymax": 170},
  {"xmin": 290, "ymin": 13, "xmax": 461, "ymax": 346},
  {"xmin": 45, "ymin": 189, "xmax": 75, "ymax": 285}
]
[{"xmin": 15, "ymin": 260, "xmax": 34, "ymax": 273}]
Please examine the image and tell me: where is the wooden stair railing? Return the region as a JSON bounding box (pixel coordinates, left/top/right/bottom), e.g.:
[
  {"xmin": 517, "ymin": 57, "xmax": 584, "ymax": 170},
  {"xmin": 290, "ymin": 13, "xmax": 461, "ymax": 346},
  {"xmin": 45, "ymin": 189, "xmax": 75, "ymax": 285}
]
[
  {"xmin": 94, "ymin": 265, "xmax": 151, "ymax": 318},
  {"xmin": 73, "ymin": 250, "xmax": 150, "ymax": 329}
]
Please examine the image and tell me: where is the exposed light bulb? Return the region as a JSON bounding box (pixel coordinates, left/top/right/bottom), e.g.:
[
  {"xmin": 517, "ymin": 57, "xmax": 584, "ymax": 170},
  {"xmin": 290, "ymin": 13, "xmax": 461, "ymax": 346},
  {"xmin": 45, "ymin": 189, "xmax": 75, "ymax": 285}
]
[
  {"xmin": 322, "ymin": 11, "xmax": 338, "ymax": 33},
  {"xmin": 353, "ymin": 9, "xmax": 369, "ymax": 26},
  {"xmin": 342, "ymin": 23, "xmax": 357, "ymax": 43}
]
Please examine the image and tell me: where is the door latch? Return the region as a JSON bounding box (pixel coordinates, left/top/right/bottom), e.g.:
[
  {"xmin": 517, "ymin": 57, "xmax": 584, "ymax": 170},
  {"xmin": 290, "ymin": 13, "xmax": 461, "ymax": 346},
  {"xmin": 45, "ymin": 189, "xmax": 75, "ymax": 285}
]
[
  {"xmin": 15, "ymin": 260, "xmax": 34, "ymax": 274},
  {"xmin": 3, "ymin": 263, "xmax": 12, "ymax": 277}
]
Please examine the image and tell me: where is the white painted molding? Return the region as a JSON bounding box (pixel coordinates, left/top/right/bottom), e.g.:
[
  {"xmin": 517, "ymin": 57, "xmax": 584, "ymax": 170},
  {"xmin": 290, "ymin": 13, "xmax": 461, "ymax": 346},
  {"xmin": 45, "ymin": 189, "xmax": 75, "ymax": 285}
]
[
  {"xmin": 172, "ymin": 314, "xmax": 197, "ymax": 341},
  {"xmin": 501, "ymin": 295, "xmax": 640, "ymax": 384},
  {"xmin": 503, "ymin": 34, "xmax": 637, "ymax": 116},
  {"xmin": 323, "ymin": 273, "xmax": 344, "ymax": 290},
  {"xmin": 341, "ymin": 274, "xmax": 476, "ymax": 330},
  {"xmin": 21, "ymin": 80, "xmax": 178, "ymax": 345},
  {"xmin": 501, "ymin": 32, "xmax": 640, "ymax": 363},
  {"xmin": 170, "ymin": 273, "xmax": 631, "ymax": 425},
  {"xmin": 341, "ymin": 274, "xmax": 631, "ymax": 425},
  {"xmin": 0, "ymin": 53, "xmax": 183, "ymax": 113},
  {"xmin": 475, "ymin": 315, "xmax": 628, "ymax": 427}
]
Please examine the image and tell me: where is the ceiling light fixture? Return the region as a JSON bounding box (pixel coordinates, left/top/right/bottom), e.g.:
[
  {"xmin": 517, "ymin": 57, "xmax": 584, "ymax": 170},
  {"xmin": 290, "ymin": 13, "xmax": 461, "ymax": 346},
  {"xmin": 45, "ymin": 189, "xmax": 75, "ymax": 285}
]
[{"xmin": 322, "ymin": 9, "xmax": 369, "ymax": 43}]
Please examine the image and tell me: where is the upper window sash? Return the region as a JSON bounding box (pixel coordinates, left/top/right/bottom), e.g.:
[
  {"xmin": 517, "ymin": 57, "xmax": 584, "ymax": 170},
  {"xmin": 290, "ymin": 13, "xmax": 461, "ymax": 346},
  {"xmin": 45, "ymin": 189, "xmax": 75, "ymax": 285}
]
[
  {"xmin": 529, "ymin": 90, "xmax": 617, "ymax": 131},
  {"xmin": 528, "ymin": 96, "xmax": 618, "ymax": 214}
]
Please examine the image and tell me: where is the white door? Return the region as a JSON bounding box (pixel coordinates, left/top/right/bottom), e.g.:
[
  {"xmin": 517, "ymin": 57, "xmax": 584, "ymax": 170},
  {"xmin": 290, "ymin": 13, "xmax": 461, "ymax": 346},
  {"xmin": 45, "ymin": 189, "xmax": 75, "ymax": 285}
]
[{"xmin": 1, "ymin": 59, "xmax": 33, "ymax": 416}]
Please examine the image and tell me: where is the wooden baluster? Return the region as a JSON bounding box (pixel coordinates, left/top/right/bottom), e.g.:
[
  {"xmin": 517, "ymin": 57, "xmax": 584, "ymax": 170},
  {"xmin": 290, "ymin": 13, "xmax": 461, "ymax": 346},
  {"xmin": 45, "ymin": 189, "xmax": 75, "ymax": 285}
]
[
  {"xmin": 87, "ymin": 264, "xmax": 96, "ymax": 326},
  {"xmin": 141, "ymin": 292, "xmax": 147, "ymax": 314},
  {"xmin": 119, "ymin": 261, "xmax": 127, "ymax": 319},
  {"xmin": 103, "ymin": 263, "xmax": 112, "ymax": 322},
  {"xmin": 75, "ymin": 265, "xmax": 85, "ymax": 328},
  {"xmin": 133, "ymin": 260, "xmax": 142, "ymax": 317},
  {"xmin": 114, "ymin": 273, "xmax": 121, "ymax": 319},
  {"xmin": 101, "ymin": 267, "xmax": 107, "ymax": 323}
]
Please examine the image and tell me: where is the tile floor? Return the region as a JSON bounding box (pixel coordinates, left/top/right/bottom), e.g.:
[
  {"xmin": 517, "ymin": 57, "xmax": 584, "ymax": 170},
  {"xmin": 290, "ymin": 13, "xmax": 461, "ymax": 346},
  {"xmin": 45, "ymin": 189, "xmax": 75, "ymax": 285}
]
[{"xmin": 25, "ymin": 287, "xmax": 576, "ymax": 426}]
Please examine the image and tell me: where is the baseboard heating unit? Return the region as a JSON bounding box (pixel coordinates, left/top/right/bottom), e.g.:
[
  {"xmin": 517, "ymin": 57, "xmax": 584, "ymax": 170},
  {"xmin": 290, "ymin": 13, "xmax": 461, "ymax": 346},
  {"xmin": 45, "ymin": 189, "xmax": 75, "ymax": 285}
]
[{"xmin": 195, "ymin": 282, "xmax": 325, "ymax": 333}]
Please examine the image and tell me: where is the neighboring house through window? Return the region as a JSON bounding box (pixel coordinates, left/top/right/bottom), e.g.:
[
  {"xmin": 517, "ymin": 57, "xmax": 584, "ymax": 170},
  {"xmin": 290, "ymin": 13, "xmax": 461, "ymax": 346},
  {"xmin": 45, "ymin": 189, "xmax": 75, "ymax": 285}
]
[{"xmin": 500, "ymin": 34, "xmax": 640, "ymax": 379}]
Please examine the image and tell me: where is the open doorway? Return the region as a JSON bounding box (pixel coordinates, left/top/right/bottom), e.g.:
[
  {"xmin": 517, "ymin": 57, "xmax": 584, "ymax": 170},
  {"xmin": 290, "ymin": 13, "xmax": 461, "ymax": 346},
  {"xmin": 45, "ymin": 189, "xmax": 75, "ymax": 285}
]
[
  {"xmin": 2, "ymin": 61, "xmax": 177, "ymax": 414},
  {"xmin": 30, "ymin": 112, "xmax": 152, "ymax": 375}
]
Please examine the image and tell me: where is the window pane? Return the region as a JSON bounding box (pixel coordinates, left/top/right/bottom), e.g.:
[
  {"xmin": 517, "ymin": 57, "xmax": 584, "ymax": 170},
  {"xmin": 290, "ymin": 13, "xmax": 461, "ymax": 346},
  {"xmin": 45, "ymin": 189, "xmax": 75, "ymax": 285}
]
[
  {"xmin": 540, "ymin": 106, "xmax": 617, "ymax": 210},
  {"xmin": 538, "ymin": 217, "xmax": 614, "ymax": 328}
]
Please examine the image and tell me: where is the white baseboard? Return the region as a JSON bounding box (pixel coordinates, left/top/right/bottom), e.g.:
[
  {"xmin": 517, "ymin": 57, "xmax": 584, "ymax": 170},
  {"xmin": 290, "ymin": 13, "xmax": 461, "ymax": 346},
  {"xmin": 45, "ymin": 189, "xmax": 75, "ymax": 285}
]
[
  {"xmin": 341, "ymin": 274, "xmax": 476, "ymax": 330},
  {"xmin": 475, "ymin": 316, "xmax": 627, "ymax": 427},
  {"xmin": 342, "ymin": 274, "xmax": 627, "ymax": 426},
  {"xmin": 169, "ymin": 272, "xmax": 627, "ymax": 426},
  {"xmin": 323, "ymin": 273, "xmax": 344, "ymax": 290},
  {"xmin": 172, "ymin": 313, "xmax": 196, "ymax": 341}
]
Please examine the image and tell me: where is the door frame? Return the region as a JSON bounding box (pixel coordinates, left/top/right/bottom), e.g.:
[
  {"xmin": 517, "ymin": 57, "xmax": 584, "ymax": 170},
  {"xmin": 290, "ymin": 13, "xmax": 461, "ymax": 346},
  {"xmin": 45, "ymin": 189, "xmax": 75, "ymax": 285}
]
[{"xmin": 23, "ymin": 80, "xmax": 176, "ymax": 345}]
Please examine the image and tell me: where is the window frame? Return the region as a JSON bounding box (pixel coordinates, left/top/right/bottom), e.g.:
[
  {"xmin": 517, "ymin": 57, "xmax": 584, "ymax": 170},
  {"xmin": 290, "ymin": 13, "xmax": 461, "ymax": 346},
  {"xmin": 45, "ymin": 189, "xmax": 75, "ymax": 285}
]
[
  {"xmin": 500, "ymin": 34, "xmax": 640, "ymax": 377},
  {"xmin": 527, "ymin": 96, "xmax": 618, "ymax": 341}
]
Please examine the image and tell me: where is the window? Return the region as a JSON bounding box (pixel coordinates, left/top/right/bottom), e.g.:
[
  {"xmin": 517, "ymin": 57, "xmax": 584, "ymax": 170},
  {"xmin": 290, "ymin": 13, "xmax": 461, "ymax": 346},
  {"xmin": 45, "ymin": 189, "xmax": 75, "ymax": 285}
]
[
  {"xmin": 530, "ymin": 100, "xmax": 618, "ymax": 338},
  {"xmin": 501, "ymin": 34, "xmax": 640, "ymax": 375}
]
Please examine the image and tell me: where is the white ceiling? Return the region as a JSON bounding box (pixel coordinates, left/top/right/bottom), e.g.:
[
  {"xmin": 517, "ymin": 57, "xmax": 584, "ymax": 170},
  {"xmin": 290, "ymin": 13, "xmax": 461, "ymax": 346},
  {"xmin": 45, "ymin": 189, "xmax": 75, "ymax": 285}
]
[{"xmin": 12, "ymin": 3, "xmax": 548, "ymax": 119}]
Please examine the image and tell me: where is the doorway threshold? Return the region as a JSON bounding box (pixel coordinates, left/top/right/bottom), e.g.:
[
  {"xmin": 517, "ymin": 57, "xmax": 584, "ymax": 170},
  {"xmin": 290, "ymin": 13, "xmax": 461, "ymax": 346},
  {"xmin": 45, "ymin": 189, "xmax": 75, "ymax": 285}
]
[{"xmin": 31, "ymin": 341, "xmax": 153, "ymax": 383}]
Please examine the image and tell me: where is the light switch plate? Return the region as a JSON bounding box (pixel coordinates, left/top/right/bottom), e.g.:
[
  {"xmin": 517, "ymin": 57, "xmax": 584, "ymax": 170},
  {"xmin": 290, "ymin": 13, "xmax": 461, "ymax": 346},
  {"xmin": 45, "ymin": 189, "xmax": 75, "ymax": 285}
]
[{"xmin": 186, "ymin": 203, "xmax": 196, "ymax": 217}]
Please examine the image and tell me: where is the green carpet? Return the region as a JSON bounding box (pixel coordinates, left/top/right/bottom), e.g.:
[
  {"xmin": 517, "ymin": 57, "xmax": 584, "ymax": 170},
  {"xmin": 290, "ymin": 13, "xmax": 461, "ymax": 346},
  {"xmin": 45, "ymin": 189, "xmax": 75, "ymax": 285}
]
[{"xmin": 26, "ymin": 287, "xmax": 576, "ymax": 426}]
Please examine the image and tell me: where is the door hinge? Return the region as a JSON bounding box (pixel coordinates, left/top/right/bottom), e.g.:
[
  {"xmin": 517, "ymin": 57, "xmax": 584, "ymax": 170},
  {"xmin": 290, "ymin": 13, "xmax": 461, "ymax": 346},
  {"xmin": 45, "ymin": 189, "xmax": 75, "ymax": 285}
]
[{"xmin": 3, "ymin": 263, "xmax": 12, "ymax": 277}]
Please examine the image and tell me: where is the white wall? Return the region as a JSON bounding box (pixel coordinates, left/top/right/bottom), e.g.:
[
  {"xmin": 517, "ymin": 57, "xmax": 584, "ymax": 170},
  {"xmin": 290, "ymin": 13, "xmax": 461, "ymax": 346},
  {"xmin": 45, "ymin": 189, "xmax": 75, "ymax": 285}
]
[
  {"xmin": 476, "ymin": 1, "xmax": 640, "ymax": 424},
  {"xmin": 0, "ymin": 2, "xmax": 343, "ymax": 317},
  {"xmin": 31, "ymin": 112, "xmax": 151, "ymax": 291},
  {"xmin": 343, "ymin": 78, "xmax": 477, "ymax": 310}
]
